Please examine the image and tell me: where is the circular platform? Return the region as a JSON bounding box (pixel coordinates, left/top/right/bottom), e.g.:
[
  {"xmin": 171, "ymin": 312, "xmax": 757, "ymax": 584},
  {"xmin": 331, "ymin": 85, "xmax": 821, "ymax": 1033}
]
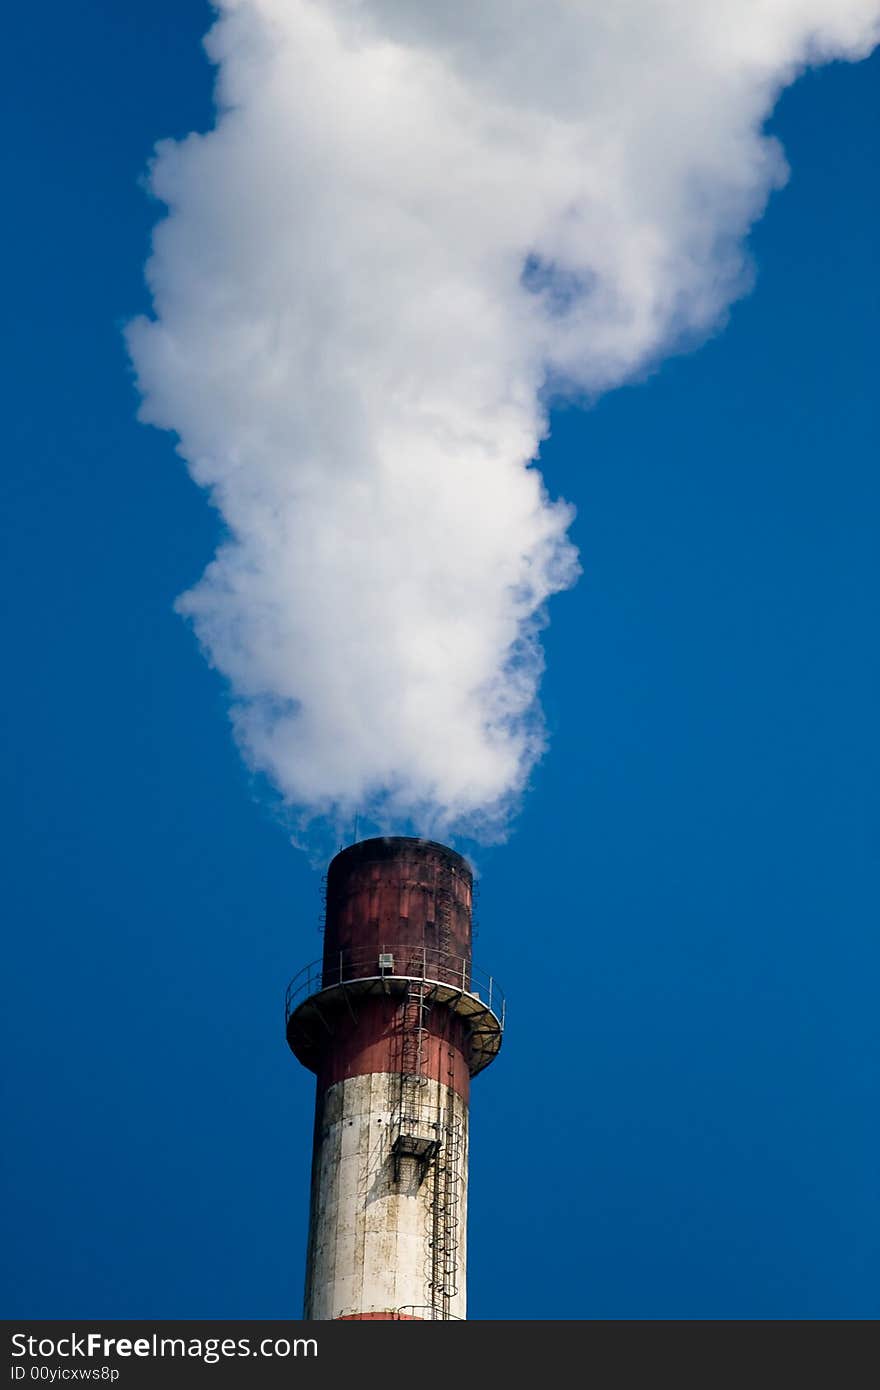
[{"xmin": 286, "ymin": 970, "xmax": 504, "ymax": 1077}]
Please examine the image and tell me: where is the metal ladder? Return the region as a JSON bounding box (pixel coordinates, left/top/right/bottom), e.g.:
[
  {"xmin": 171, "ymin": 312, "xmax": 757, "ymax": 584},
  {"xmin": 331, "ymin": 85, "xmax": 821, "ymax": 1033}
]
[
  {"xmin": 429, "ymin": 1043, "xmax": 462, "ymax": 1318},
  {"xmin": 392, "ymin": 978, "xmax": 437, "ymax": 1183},
  {"xmin": 434, "ymin": 861, "xmax": 454, "ymax": 961}
]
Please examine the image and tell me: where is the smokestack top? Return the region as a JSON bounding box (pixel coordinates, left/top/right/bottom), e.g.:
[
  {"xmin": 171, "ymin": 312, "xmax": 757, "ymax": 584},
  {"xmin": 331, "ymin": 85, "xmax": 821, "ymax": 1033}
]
[
  {"xmin": 322, "ymin": 835, "xmax": 473, "ymax": 978},
  {"xmin": 286, "ymin": 832, "xmax": 503, "ymax": 1081}
]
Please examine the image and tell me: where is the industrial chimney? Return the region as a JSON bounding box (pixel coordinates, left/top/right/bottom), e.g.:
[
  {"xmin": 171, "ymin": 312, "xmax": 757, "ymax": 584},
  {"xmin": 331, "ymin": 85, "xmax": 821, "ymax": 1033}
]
[{"xmin": 285, "ymin": 837, "xmax": 504, "ymax": 1320}]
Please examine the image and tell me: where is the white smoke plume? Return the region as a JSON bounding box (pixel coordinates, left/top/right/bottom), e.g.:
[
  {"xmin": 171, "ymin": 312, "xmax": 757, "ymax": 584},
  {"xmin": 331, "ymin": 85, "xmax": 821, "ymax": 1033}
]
[{"xmin": 127, "ymin": 0, "xmax": 879, "ymax": 841}]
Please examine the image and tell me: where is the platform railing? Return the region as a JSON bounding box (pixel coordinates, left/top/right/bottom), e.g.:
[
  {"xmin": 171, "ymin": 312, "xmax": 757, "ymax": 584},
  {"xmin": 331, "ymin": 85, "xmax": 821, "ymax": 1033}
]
[{"xmin": 285, "ymin": 944, "xmax": 505, "ymax": 1030}]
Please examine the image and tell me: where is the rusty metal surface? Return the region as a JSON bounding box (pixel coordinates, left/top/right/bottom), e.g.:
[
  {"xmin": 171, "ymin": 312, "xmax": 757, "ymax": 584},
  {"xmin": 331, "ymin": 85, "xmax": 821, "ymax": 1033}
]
[{"xmin": 323, "ymin": 838, "xmax": 473, "ymax": 988}]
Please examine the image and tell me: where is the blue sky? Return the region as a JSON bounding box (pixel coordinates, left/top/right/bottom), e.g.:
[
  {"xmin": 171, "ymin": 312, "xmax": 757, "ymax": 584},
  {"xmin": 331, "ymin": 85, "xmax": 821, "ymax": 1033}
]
[{"xmin": 2, "ymin": 4, "xmax": 877, "ymax": 1318}]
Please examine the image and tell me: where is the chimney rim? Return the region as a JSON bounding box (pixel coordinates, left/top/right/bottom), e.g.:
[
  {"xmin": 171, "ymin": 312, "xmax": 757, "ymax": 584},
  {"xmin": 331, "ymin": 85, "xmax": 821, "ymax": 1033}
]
[{"xmin": 327, "ymin": 835, "xmax": 473, "ymax": 882}]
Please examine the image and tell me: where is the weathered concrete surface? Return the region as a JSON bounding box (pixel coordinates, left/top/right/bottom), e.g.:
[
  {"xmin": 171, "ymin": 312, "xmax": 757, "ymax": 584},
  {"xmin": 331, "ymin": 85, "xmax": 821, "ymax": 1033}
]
[{"xmin": 304, "ymin": 1071, "xmax": 468, "ymax": 1321}]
